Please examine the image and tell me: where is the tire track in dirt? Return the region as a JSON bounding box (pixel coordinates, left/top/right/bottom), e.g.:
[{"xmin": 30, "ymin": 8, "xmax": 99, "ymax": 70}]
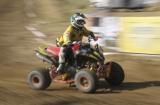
[{"xmin": 0, "ymin": 54, "xmax": 160, "ymax": 105}]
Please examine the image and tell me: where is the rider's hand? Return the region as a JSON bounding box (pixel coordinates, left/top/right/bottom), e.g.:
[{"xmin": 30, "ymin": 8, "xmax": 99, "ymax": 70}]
[{"xmin": 94, "ymin": 36, "xmax": 99, "ymax": 41}]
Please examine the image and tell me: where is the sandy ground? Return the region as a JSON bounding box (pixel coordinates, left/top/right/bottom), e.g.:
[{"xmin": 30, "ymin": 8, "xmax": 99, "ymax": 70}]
[
  {"xmin": 0, "ymin": 0, "xmax": 160, "ymax": 105},
  {"xmin": 0, "ymin": 52, "xmax": 160, "ymax": 105}
]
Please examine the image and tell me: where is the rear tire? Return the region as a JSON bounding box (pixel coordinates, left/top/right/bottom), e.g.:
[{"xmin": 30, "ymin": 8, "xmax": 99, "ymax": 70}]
[
  {"xmin": 27, "ymin": 68, "xmax": 52, "ymax": 90},
  {"xmin": 105, "ymin": 62, "xmax": 125, "ymax": 86},
  {"xmin": 75, "ymin": 70, "xmax": 98, "ymax": 93}
]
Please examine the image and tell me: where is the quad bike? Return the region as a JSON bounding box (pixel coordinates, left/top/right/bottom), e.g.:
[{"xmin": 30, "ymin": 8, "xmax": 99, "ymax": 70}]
[{"xmin": 27, "ymin": 36, "xmax": 125, "ymax": 93}]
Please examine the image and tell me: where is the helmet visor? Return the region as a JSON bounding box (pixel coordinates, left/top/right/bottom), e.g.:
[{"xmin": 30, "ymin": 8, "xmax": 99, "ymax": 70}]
[{"xmin": 77, "ymin": 19, "xmax": 86, "ymax": 26}]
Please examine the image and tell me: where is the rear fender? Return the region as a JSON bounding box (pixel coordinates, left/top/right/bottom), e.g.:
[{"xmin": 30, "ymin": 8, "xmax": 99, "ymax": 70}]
[
  {"xmin": 38, "ymin": 45, "xmax": 48, "ymax": 56},
  {"xmin": 35, "ymin": 51, "xmax": 58, "ymax": 66}
]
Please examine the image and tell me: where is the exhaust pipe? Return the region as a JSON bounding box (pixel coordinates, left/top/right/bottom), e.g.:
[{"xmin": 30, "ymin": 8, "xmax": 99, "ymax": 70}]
[{"xmin": 36, "ymin": 52, "xmax": 53, "ymax": 64}]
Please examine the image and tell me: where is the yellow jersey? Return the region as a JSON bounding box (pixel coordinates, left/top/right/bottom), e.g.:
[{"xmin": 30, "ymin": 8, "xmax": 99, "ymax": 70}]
[{"xmin": 56, "ymin": 25, "xmax": 91, "ymax": 46}]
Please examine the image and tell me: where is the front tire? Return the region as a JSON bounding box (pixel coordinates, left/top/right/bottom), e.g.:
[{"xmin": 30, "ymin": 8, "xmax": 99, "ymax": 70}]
[
  {"xmin": 27, "ymin": 68, "xmax": 52, "ymax": 90},
  {"xmin": 74, "ymin": 70, "xmax": 98, "ymax": 93},
  {"xmin": 105, "ymin": 62, "xmax": 125, "ymax": 86}
]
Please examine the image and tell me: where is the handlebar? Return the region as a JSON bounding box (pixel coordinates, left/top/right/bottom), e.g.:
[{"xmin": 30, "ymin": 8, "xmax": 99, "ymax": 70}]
[{"xmin": 88, "ymin": 35, "xmax": 97, "ymax": 43}]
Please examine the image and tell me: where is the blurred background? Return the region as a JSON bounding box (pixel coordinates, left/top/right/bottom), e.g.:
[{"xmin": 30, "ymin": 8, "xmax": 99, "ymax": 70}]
[
  {"xmin": 0, "ymin": 0, "xmax": 160, "ymax": 105},
  {"xmin": 87, "ymin": 0, "xmax": 160, "ymax": 54}
]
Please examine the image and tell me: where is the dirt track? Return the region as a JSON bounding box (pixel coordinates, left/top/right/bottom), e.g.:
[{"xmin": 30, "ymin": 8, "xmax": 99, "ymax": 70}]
[
  {"xmin": 0, "ymin": 49, "xmax": 160, "ymax": 105},
  {"xmin": 0, "ymin": 0, "xmax": 160, "ymax": 105}
]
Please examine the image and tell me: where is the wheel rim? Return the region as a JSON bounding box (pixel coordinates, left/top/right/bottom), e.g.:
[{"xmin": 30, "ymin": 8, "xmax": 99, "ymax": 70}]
[
  {"xmin": 80, "ymin": 77, "xmax": 89, "ymax": 87},
  {"xmin": 32, "ymin": 76, "xmax": 40, "ymax": 84}
]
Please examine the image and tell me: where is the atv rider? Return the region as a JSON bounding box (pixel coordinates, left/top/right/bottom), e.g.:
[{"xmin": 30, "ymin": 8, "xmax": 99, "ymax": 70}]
[{"xmin": 56, "ymin": 12, "xmax": 97, "ymax": 74}]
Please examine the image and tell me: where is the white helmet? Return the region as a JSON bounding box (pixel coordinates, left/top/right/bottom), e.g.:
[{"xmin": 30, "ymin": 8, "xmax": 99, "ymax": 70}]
[{"xmin": 71, "ymin": 13, "xmax": 86, "ymax": 28}]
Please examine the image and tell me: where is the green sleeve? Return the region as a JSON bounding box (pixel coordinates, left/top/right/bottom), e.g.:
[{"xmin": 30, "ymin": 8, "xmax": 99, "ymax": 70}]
[{"xmin": 83, "ymin": 27, "xmax": 92, "ymax": 37}]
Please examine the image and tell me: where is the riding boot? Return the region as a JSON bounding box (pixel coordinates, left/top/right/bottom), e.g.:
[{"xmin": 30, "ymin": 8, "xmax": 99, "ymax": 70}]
[{"xmin": 56, "ymin": 63, "xmax": 65, "ymax": 74}]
